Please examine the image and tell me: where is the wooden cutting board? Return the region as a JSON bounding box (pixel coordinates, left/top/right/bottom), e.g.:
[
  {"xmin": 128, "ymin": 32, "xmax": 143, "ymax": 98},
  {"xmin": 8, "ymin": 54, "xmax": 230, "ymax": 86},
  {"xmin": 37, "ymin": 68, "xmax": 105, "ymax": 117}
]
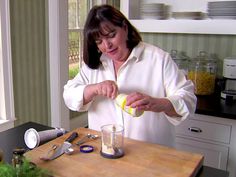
[{"xmin": 25, "ymin": 128, "xmax": 204, "ymax": 177}]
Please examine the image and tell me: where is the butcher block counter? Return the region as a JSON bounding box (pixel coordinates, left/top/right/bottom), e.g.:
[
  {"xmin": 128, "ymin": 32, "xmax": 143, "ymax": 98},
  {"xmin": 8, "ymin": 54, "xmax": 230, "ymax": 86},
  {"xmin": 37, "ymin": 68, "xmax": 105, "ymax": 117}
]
[{"xmin": 25, "ymin": 127, "xmax": 204, "ymax": 177}]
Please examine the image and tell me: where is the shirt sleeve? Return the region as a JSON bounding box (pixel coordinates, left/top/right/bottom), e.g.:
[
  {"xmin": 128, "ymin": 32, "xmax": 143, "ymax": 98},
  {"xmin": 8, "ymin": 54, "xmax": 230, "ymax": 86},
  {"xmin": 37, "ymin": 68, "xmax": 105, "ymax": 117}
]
[
  {"xmin": 63, "ymin": 64, "xmax": 92, "ymax": 112},
  {"xmin": 163, "ymin": 53, "xmax": 197, "ymax": 125}
]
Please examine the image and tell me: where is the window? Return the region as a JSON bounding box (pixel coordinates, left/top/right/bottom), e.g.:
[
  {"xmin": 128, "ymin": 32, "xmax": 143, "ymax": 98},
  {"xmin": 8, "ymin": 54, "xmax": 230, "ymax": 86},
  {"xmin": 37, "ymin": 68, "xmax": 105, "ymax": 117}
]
[
  {"xmin": 68, "ymin": 0, "xmax": 90, "ymax": 79},
  {"xmin": 68, "ymin": 0, "xmax": 119, "ymax": 79},
  {"xmin": 0, "ymin": 0, "xmax": 15, "ymax": 131}
]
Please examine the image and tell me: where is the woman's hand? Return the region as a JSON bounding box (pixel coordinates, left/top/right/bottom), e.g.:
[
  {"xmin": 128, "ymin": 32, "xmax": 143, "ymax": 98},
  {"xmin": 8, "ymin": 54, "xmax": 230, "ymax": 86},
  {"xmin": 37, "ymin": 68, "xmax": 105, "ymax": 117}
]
[
  {"xmin": 83, "ymin": 80, "xmax": 118, "ymax": 104},
  {"xmin": 126, "ymin": 92, "xmax": 180, "ymax": 117},
  {"xmin": 94, "ymin": 80, "xmax": 118, "ymax": 99}
]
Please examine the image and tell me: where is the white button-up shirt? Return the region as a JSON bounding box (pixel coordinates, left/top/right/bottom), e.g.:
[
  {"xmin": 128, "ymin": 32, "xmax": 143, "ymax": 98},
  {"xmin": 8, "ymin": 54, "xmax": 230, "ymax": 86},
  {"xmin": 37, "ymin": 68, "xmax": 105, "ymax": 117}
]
[{"xmin": 63, "ymin": 42, "xmax": 196, "ymax": 147}]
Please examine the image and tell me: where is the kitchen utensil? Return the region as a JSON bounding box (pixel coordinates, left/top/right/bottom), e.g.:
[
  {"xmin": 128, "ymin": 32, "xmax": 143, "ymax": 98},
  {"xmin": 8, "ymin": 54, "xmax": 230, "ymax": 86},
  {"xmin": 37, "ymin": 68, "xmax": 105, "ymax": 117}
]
[
  {"xmin": 76, "ymin": 133, "xmax": 99, "ymax": 146},
  {"xmin": 47, "ymin": 132, "xmax": 78, "ymax": 160},
  {"xmin": 100, "ymin": 124, "xmax": 124, "ymax": 159},
  {"xmin": 64, "ymin": 145, "xmax": 80, "ymax": 155},
  {"xmin": 40, "ymin": 144, "xmax": 58, "ymax": 161},
  {"xmin": 221, "ymin": 57, "xmax": 236, "ymax": 102},
  {"xmin": 64, "ymin": 147, "xmax": 75, "ymax": 155},
  {"xmin": 24, "ymin": 127, "xmax": 66, "ymax": 149}
]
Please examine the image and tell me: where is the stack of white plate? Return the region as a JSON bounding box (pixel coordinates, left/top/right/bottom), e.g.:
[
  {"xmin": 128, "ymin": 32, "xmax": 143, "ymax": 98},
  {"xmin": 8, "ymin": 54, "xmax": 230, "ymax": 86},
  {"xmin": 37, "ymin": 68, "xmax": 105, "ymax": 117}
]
[
  {"xmin": 140, "ymin": 3, "xmax": 166, "ymax": 20},
  {"xmin": 208, "ymin": 1, "xmax": 236, "ymax": 19}
]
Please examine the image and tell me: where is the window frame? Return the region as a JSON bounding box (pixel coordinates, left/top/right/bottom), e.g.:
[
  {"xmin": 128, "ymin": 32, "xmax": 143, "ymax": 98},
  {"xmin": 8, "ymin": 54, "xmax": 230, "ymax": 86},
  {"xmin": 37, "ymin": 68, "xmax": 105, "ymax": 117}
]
[
  {"xmin": 48, "ymin": 0, "xmax": 70, "ymax": 130},
  {"xmin": 0, "ymin": 0, "xmax": 15, "ymax": 131}
]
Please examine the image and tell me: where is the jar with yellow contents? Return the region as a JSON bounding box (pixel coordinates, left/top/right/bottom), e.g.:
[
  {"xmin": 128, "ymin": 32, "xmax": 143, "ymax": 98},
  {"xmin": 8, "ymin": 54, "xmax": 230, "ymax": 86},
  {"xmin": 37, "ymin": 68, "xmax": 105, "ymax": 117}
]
[{"xmin": 188, "ymin": 51, "xmax": 217, "ymax": 95}]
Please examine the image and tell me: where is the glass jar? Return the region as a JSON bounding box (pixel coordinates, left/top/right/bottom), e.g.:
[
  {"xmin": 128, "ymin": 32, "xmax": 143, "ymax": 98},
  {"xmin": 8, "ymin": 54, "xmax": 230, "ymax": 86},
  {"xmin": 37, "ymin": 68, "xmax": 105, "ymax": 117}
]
[
  {"xmin": 12, "ymin": 148, "xmax": 26, "ymax": 168},
  {"xmin": 171, "ymin": 50, "xmax": 189, "ymax": 76},
  {"xmin": 188, "ymin": 51, "xmax": 217, "ymax": 95}
]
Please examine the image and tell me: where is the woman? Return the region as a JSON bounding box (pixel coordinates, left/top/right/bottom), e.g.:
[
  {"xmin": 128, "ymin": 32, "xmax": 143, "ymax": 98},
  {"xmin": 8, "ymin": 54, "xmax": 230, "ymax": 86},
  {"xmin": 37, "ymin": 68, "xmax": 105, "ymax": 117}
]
[{"xmin": 63, "ymin": 4, "xmax": 196, "ymax": 147}]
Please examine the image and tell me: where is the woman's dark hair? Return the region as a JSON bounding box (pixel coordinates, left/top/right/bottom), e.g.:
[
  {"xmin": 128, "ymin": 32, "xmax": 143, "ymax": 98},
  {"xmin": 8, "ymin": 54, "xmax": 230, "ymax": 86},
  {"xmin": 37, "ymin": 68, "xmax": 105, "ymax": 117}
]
[{"xmin": 83, "ymin": 4, "xmax": 142, "ymax": 69}]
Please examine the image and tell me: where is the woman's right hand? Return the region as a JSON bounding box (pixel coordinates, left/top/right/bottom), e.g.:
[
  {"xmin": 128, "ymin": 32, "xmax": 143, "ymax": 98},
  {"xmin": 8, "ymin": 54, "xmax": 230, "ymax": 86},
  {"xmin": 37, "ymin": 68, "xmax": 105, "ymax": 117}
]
[
  {"xmin": 94, "ymin": 80, "xmax": 118, "ymax": 99},
  {"xmin": 83, "ymin": 80, "xmax": 118, "ymax": 104}
]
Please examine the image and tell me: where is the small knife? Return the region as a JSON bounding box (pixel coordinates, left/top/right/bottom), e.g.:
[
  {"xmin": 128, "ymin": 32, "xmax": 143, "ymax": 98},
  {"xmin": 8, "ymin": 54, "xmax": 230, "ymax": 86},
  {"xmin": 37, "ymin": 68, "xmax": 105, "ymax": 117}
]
[{"xmin": 48, "ymin": 132, "xmax": 78, "ymax": 160}]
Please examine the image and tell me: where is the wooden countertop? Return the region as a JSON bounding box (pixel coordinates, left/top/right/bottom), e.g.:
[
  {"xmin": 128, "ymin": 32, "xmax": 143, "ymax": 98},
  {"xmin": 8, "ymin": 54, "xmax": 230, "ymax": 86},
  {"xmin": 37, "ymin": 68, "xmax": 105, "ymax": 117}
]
[{"xmin": 25, "ymin": 128, "xmax": 204, "ymax": 177}]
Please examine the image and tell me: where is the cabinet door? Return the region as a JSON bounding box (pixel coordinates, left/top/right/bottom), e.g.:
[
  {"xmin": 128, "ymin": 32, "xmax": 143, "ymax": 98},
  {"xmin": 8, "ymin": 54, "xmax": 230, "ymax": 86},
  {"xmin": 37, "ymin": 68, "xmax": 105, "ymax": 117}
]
[
  {"xmin": 175, "ymin": 137, "xmax": 229, "ymax": 170},
  {"xmin": 175, "ymin": 119, "xmax": 231, "ymax": 144}
]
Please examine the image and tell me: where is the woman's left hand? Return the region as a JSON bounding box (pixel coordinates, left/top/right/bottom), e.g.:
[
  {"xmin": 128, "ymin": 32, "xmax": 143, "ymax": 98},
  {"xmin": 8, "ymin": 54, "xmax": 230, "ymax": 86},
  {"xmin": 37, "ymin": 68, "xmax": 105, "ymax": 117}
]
[{"xmin": 125, "ymin": 92, "xmax": 179, "ymax": 116}]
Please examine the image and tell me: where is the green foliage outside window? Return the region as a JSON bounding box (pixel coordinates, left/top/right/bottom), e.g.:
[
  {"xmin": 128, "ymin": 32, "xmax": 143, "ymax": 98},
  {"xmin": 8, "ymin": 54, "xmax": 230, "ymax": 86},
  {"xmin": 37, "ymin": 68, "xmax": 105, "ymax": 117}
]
[{"xmin": 69, "ymin": 67, "xmax": 79, "ymax": 79}]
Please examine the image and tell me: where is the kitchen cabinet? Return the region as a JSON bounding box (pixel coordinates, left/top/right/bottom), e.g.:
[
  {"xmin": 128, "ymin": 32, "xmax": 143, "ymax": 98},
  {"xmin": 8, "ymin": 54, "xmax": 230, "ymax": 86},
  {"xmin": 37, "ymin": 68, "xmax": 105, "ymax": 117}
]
[
  {"xmin": 175, "ymin": 114, "xmax": 236, "ymax": 177},
  {"xmin": 175, "ymin": 137, "xmax": 229, "ymax": 170},
  {"xmin": 120, "ymin": 0, "xmax": 236, "ymax": 34}
]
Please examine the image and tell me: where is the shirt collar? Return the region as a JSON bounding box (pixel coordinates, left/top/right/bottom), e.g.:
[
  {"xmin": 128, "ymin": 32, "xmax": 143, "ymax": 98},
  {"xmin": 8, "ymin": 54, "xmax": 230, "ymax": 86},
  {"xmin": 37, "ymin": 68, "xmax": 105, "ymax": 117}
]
[
  {"xmin": 100, "ymin": 41, "xmax": 144, "ymax": 65},
  {"xmin": 127, "ymin": 42, "xmax": 144, "ymax": 62}
]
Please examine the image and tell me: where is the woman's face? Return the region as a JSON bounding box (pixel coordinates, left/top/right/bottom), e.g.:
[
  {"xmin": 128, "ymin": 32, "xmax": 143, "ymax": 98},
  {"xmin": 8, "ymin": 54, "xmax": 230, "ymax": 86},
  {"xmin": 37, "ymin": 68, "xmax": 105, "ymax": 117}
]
[{"xmin": 95, "ymin": 22, "xmax": 130, "ymax": 63}]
